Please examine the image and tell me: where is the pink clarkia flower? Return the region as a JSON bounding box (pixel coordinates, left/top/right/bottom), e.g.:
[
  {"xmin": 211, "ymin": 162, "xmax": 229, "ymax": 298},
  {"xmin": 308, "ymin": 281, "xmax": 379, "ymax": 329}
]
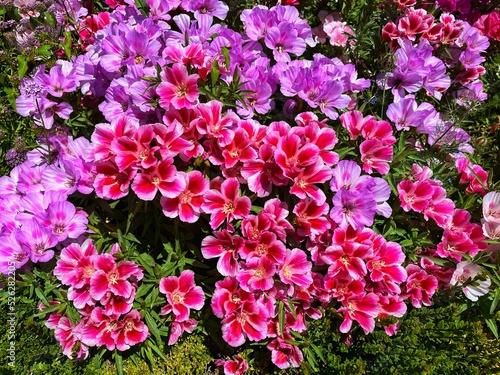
[
  {"xmin": 94, "ymin": 161, "xmax": 137, "ymax": 200},
  {"xmin": 397, "ymin": 180, "xmax": 434, "ymax": 212},
  {"xmin": 54, "ymin": 317, "xmax": 89, "ymax": 360},
  {"xmin": 278, "ymin": 248, "xmax": 313, "ymax": 292},
  {"xmin": 241, "ymin": 143, "xmax": 287, "ymax": 197},
  {"xmin": 215, "ymin": 355, "xmax": 249, "ymax": 375},
  {"xmin": 168, "ymin": 317, "xmax": 198, "ymax": 346},
  {"xmin": 113, "ymin": 310, "xmax": 149, "ymax": 351},
  {"xmin": 367, "ymin": 242, "xmax": 407, "ymax": 284},
  {"xmin": 54, "ymin": 239, "xmax": 97, "ymax": 288},
  {"xmin": 267, "ymin": 337, "xmax": 304, "ymax": 369},
  {"xmin": 293, "ymin": 198, "xmax": 331, "ymax": 239},
  {"xmin": 90, "ymin": 254, "xmax": 143, "ymax": 301},
  {"xmin": 274, "ymin": 133, "xmax": 319, "ymax": 177},
  {"xmin": 221, "ymin": 300, "xmax": 268, "ymax": 347},
  {"xmin": 81, "ymin": 307, "xmax": 119, "ymax": 350},
  {"xmin": 339, "ymin": 293, "xmax": 380, "ymax": 334},
  {"xmin": 90, "ymin": 115, "xmax": 139, "ymax": 163},
  {"xmin": 211, "ymin": 277, "xmax": 253, "ymax": 318},
  {"xmin": 289, "ymin": 161, "xmax": 332, "ymax": 204},
  {"xmin": 161, "ymin": 171, "xmax": 209, "ymax": 223},
  {"xmin": 201, "ymin": 230, "xmax": 244, "ymax": 277},
  {"xmin": 131, "ymin": 160, "xmax": 186, "ymax": 201},
  {"xmin": 159, "ymin": 270, "xmax": 205, "ymax": 321},
  {"xmin": 403, "ymin": 264, "xmax": 438, "ymax": 308},
  {"xmin": 456, "ymin": 158, "xmax": 488, "ymax": 195},
  {"xmin": 359, "ymin": 138, "xmax": 393, "ymax": 175},
  {"xmin": 111, "ymin": 125, "xmax": 158, "ymax": 172},
  {"xmin": 157, "ymin": 63, "xmax": 199, "ymax": 109},
  {"xmin": 237, "ymin": 256, "xmax": 276, "ymax": 292},
  {"xmin": 202, "ymin": 178, "xmax": 251, "ymax": 230},
  {"xmin": 192, "ymin": 100, "xmax": 237, "ymax": 147}
]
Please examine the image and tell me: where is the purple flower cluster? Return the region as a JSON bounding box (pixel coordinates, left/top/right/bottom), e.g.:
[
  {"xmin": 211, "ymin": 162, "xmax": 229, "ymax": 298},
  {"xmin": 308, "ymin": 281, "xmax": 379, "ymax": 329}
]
[
  {"xmin": 0, "ymin": 131, "xmax": 93, "ymax": 274},
  {"xmin": 16, "ymin": 61, "xmax": 79, "ymax": 129}
]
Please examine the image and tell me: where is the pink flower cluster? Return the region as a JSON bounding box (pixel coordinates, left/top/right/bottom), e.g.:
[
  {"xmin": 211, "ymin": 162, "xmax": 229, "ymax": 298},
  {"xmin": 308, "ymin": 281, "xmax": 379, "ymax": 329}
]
[
  {"xmin": 0, "ymin": 132, "xmax": 91, "ymax": 275},
  {"xmin": 313, "ymin": 11, "xmax": 355, "ymax": 47},
  {"xmin": 44, "ymin": 240, "xmax": 148, "ymax": 358},
  {"xmin": 398, "ymin": 164, "xmax": 487, "ymax": 261},
  {"xmin": 340, "ymin": 111, "xmax": 396, "ymax": 175}
]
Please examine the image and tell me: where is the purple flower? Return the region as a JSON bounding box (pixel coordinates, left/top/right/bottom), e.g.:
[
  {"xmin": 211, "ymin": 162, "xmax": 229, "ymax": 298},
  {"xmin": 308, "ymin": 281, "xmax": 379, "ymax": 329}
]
[
  {"xmin": 15, "ymin": 220, "xmax": 57, "ymax": 263},
  {"xmin": 386, "ymin": 95, "xmax": 434, "ymax": 131},
  {"xmin": 0, "ymin": 234, "xmax": 30, "ymax": 274},
  {"xmin": 33, "ymin": 61, "xmax": 78, "ymax": 98},
  {"xmin": 264, "ymin": 23, "xmax": 306, "ymax": 63},
  {"xmin": 236, "ymin": 80, "xmax": 273, "ymax": 118},
  {"xmin": 330, "ymin": 189, "xmax": 377, "ymax": 230},
  {"xmin": 35, "ymin": 201, "xmax": 88, "ymax": 242},
  {"xmin": 186, "ymin": 0, "xmax": 229, "ymax": 20}
]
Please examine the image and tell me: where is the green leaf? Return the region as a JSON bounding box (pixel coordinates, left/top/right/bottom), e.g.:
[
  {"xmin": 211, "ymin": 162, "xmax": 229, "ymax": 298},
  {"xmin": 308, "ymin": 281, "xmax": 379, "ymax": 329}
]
[
  {"xmin": 36, "ymin": 45, "xmax": 52, "ymax": 56},
  {"xmin": 34, "ymin": 287, "xmax": 49, "ymax": 306},
  {"xmin": 484, "ymin": 318, "xmax": 498, "ymax": 339},
  {"xmin": 62, "ymin": 31, "xmax": 72, "ymax": 59},
  {"xmin": 145, "ymin": 311, "xmax": 162, "ymax": 344},
  {"xmin": 115, "ymin": 350, "xmax": 123, "ymax": 375},
  {"xmin": 211, "ymin": 60, "xmax": 220, "ymax": 88},
  {"xmin": 491, "ymin": 288, "xmax": 500, "ymax": 315},
  {"xmin": 17, "ymin": 55, "xmax": 28, "ymax": 79}
]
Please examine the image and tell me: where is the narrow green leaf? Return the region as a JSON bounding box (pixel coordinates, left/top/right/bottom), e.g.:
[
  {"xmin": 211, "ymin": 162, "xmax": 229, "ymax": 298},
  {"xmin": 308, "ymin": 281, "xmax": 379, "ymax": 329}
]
[
  {"xmin": 145, "ymin": 311, "xmax": 162, "ymax": 344},
  {"xmin": 485, "ymin": 318, "xmax": 498, "ymax": 339},
  {"xmin": 115, "ymin": 350, "xmax": 123, "ymax": 375},
  {"xmin": 17, "ymin": 55, "xmax": 28, "ymax": 79},
  {"xmin": 491, "ymin": 288, "xmax": 500, "ymax": 315},
  {"xmin": 211, "ymin": 60, "xmax": 220, "ymax": 87}
]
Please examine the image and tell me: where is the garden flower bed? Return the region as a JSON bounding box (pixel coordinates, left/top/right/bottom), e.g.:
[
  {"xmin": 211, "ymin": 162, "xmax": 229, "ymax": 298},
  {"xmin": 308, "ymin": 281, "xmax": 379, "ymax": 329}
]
[{"xmin": 0, "ymin": 0, "xmax": 499, "ymax": 374}]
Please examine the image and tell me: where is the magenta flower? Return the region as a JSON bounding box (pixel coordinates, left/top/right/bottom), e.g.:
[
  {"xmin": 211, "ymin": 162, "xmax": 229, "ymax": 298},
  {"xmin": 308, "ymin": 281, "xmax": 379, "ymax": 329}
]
[
  {"xmin": 90, "ymin": 254, "xmax": 143, "ymax": 300},
  {"xmin": 338, "ymin": 293, "xmax": 380, "ymax": 334},
  {"xmin": 278, "ymin": 248, "xmax": 313, "ymax": 291},
  {"xmin": 237, "ymin": 257, "xmax": 276, "ymax": 292},
  {"xmin": 15, "ymin": 220, "xmax": 57, "ymax": 263},
  {"xmin": 113, "ymin": 310, "xmax": 149, "ymax": 351},
  {"xmin": 54, "ymin": 239, "xmax": 97, "ymax": 287},
  {"xmin": 132, "ymin": 160, "xmax": 185, "ymax": 201},
  {"xmin": 159, "ymin": 270, "xmax": 205, "ymax": 321},
  {"xmin": 202, "ymin": 177, "xmax": 251, "ymax": 230},
  {"xmin": 221, "ymin": 300, "xmax": 268, "ymax": 347},
  {"xmin": 403, "ymin": 264, "xmax": 438, "ymax": 308},
  {"xmin": 157, "ymin": 63, "xmax": 199, "ymax": 110},
  {"xmin": 0, "ymin": 234, "xmax": 30, "ymax": 274},
  {"xmin": 161, "ymin": 171, "xmax": 209, "ymax": 223},
  {"xmin": 201, "ymin": 230, "xmax": 244, "ymax": 277}
]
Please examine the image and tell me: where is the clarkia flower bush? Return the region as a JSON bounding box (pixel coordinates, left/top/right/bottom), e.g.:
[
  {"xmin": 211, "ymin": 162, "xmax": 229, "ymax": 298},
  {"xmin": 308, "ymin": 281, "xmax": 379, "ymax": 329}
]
[{"xmin": 1, "ymin": 0, "xmax": 500, "ymax": 373}]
